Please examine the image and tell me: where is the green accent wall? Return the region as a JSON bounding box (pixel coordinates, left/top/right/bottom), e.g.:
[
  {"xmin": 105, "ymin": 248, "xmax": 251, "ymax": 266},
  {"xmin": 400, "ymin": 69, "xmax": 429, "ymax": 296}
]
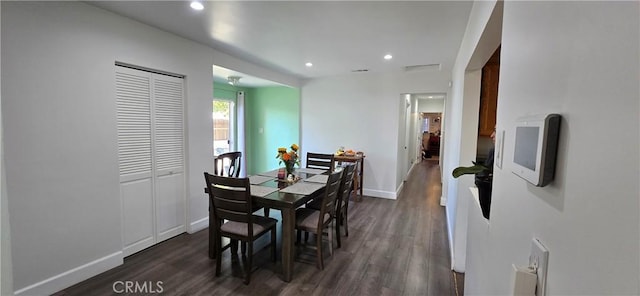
[
  {"xmin": 213, "ymin": 82, "xmax": 300, "ymax": 175},
  {"xmin": 245, "ymin": 86, "xmax": 300, "ymax": 175}
]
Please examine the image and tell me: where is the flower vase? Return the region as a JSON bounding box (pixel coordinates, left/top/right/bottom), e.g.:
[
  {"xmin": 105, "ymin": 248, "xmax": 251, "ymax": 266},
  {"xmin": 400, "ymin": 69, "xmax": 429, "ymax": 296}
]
[{"xmin": 285, "ymin": 163, "xmax": 295, "ymax": 179}]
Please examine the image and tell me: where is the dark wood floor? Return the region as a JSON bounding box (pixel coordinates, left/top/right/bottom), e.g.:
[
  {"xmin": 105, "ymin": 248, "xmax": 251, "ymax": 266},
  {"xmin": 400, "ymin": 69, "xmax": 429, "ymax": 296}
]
[{"xmin": 54, "ymin": 160, "xmax": 463, "ymax": 295}]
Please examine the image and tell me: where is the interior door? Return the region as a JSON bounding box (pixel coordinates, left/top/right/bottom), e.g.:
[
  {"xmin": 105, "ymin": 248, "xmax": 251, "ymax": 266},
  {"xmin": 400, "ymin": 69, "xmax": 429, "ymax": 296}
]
[
  {"xmin": 152, "ymin": 75, "xmax": 186, "ymax": 243},
  {"xmin": 116, "ymin": 68, "xmax": 155, "ymax": 256},
  {"xmin": 404, "ymin": 97, "xmax": 412, "ymax": 176},
  {"xmin": 116, "ymin": 66, "xmax": 186, "ymax": 256}
]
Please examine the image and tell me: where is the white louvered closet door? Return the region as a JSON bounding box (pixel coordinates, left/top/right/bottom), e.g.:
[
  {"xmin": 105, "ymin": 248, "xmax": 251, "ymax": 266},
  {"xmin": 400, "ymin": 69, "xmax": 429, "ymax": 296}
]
[
  {"xmin": 116, "ymin": 66, "xmax": 185, "ymax": 256},
  {"xmin": 152, "ymin": 74, "xmax": 186, "ymax": 243}
]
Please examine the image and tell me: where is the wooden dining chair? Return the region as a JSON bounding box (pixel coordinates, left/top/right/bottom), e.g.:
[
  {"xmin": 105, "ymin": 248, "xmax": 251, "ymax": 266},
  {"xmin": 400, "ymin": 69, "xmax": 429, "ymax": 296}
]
[
  {"xmin": 306, "ymin": 152, "xmax": 335, "ymax": 172},
  {"xmin": 214, "ymin": 151, "xmax": 269, "ymax": 218},
  {"xmin": 214, "ymin": 151, "xmax": 242, "ymax": 177},
  {"xmin": 213, "ymin": 151, "xmax": 264, "ymax": 254},
  {"xmin": 203, "ymin": 172, "xmax": 277, "ymax": 285},
  {"xmin": 306, "ymin": 164, "xmax": 356, "ymax": 248},
  {"xmin": 294, "ymin": 170, "xmax": 342, "ymax": 270}
]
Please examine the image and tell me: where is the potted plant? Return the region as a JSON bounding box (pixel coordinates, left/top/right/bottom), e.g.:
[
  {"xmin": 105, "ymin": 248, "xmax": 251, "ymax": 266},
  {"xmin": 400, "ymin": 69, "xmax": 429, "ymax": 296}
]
[{"xmin": 452, "ymin": 162, "xmax": 492, "ymax": 219}]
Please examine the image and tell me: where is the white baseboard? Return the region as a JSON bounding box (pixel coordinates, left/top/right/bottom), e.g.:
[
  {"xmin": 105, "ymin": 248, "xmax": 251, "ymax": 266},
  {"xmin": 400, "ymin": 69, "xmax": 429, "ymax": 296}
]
[
  {"xmin": 446, "ymin": 207, "xmax": 456, "ymax": 271},
  {"xmin": 395, "ymin": 181, "xmax": 404, "ymax": 198},
  {"xmin": 363, "ymin": 189, "xmax": 396, "ymax": 199},
  {"xmin": 189, "ymin": 216, "xmax": 209, "ymax": 234},
  {"xmin": 14, "ymin": 251, "xmax": 123, "ymax": 296}
]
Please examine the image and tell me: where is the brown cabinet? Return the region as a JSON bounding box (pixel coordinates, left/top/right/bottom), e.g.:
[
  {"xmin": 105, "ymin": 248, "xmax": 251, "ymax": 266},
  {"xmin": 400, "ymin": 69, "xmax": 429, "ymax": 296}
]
[{"xmin": 478, "ymin": 46, "xmax": 500, "ymax": 136}]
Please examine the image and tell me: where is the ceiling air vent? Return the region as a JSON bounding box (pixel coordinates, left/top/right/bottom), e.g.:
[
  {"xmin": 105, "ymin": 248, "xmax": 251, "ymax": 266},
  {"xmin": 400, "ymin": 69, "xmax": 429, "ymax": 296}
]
[
  {"xmin": 404, "ymin": 64, "xmax": 441, "ymax": 72},
  {"xmin": 351, "ymin": 69, "xmax": 369, "ymax": 73}
]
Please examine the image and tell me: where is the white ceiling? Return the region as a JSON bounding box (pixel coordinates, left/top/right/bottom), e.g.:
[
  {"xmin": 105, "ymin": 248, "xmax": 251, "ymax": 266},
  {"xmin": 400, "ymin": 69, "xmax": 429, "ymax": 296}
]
[{"xmin": 90, "ymin": 1, "xmax": 473, "ymax": 87}]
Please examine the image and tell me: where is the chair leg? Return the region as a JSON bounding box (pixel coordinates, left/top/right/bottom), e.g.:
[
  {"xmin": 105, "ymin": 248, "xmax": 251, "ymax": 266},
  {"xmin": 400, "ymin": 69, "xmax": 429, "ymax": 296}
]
[
  {"xmin": 344, "ymin": 207, "xmax": 349, "ymax": 237},
  {"xmin": 271, "ymin": 228, "xmax": 277, "ymax": 262},
  {"xmin": 244, "ymin": 242, "xmax": 253, "ymax": 285},
  {"xmin": 336, "ymin": 217, "xmax": 342, "ymax": 248},
  {"xmin": 296, "ymin": 229, "xmax": 301, "ymax": 245},
  {"xmin": 304, "ymin": 231, "xmax": 309, "ymax": 243},
  {"xmin": 328, "ymin": 223, "xmax": 333, "ymax": 256},
  {"xmin": 215, "ymin": 235, "xmax": 222, "ymax": 276},
  {"xmin": 264, "ymin": 207, "xmax": 270, "ymax": 217},
  {"xmin": 316, "ymin": 231, "xmax": 324, "ymax": 270},
  {"xmin": 230, "ymin": 239, "xmax": 239, "ymax": 255},
  {"xmin": 241, "ymin": 241, "xmax": 247, "ymax": 256}
]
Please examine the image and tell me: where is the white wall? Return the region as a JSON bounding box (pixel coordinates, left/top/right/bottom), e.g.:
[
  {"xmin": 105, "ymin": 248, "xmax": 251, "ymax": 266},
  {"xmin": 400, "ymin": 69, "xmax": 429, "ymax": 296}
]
[
  {"xmin": 407, "ymin": 96, "xmax": 422, "ymax": 170},
  {"xmin": 301, "ymin": 70, "xmax": 450, "ymax": 199},
  {"xmin": 400, "ymin": 94, "xmax": 423, "ymax": 180},
  {"xmin": 213, "ymin": 50, "xmax": 301, "ymax": 89},
  {"xmin": 418, "ymin": 98, "xmax": 445, "ymax": 113},
  {"xmin": 463, "ymin": 1, "xmax": 640, "ymax": 295},
  {"xmin": 1, "ymin": 2, "xmax": 299, "ymax": 294},
  {"xmin": 452, "ymin": 69, "xmax": 482, "ymax": 272},
  {"xmin": 0, "ymin": 3, "xmax": 14, "ymax": 294},
  {"xmin": 443, "ymin": 0, "xmax": 499, "ymax": 272}
]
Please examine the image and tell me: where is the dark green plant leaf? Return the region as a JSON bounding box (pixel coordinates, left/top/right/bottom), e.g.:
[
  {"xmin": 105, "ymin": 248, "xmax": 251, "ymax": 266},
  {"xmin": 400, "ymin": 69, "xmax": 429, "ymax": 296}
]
[{"xmin": 452, "ymin": 164, "xmax": 489, "ymax": 178}]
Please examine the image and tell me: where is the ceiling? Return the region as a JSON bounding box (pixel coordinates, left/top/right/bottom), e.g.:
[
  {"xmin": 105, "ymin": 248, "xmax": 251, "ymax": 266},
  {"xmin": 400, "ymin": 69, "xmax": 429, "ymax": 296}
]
[{"xmin": 90, "ymin": 1, "xmax": 473, "ymax": 87}]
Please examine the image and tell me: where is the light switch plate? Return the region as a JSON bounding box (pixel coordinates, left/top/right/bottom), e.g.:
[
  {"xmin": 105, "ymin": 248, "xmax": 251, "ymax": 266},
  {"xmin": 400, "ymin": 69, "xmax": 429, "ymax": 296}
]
[{"xmin": 530, "ymin": 238, "xmax": 549, "ymax": 296}]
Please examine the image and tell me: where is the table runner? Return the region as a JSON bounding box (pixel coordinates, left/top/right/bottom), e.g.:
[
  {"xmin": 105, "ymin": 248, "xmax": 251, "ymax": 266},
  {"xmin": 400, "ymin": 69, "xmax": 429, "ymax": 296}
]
[
  {"xmin": 279, "ymin": 182, "xmax": 325, "ymax": 195},
  {"xmin": 303, "ymin": 174, "xmax": 328, "ymax": 184},
  {"xmin": 257, "ymin": 169, "xmax": 280, "ymax": 178},
  {"xmin": 249, "ymin": 175, "xmax": 274, "ymax": 185},
  {"xmin": 250, "ymin": 185, "xmax": 279, "ymax": 197},
  {"xmin": 295, "ymin": 168, "xmax": 328, "ymax": 175}
]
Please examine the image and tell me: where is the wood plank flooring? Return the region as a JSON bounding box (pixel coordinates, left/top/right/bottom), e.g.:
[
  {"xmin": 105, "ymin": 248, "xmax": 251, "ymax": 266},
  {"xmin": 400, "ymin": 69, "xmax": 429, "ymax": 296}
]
[{"xmin": 54, "ymin": 160, "xmax": 463, "ymax": 295}]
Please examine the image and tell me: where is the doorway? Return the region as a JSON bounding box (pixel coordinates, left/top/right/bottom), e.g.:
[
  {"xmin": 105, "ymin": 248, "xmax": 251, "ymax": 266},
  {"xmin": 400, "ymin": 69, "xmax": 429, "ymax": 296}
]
[
  {"xmin": 398, "ymin": 93, "xmax": 446, "ymax": 184},
  {"xmin": 416, "ymin": 94, "xmax": 445, "ymax": 164},
  {"xmin": 212, "ymin": 99, "xmax": 236, "ymax": 156},
  {"xmin": 421, "ymin": 112, "xmax": 442, "ymax": 161}
]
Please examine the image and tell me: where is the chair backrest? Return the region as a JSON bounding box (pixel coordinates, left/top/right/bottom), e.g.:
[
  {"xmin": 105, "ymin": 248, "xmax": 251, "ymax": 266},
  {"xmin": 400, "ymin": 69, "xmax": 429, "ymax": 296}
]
[
  {"xmin": 214, "ymin": 151, "xmax": 242, "ymax": 177},
  {"xmin": 306, "ymin": 152, "xmax": 335, "ymax": 172},
  {"xmin": 336, "ymin": 164, "xmax": 356, "ymax": 210},
  {"xmin": 203, "ymin": 172, "xmax": 255, "ymax": 237},
  {"xmin": 318, "ymin": 170, "xmax": 343, "ymax": 229}
]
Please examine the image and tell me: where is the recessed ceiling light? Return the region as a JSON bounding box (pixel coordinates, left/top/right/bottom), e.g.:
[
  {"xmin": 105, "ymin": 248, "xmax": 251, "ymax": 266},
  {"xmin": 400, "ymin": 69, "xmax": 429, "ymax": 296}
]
[
  {"xmin": 305, "ymin": 62, "xmax": 313, "ymax": 67},
  {"xmin": 190, "ymin": 1, "xmax": 204, "ymax": 11},
  {"xmin": 384, "ymin": 54, "xmax": 393, "ymax": 60}
]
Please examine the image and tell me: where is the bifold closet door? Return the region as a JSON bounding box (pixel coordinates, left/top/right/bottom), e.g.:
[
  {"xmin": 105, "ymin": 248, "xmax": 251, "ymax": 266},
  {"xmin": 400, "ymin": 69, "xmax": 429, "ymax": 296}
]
[
  {"xmin": 116, "ymin": 66, "xmax": 185, "ymax": 256},
  {"xmin": 152, "ymin": 74, "xmax": 185, "ymax": 243}
]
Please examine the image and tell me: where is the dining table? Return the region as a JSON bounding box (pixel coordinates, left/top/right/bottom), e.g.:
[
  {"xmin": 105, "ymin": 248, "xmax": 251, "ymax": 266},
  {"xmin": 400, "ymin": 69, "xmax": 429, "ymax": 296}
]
[{"xmin": 204, "ymin": 167, "xmax": 328, "ymax": 282}]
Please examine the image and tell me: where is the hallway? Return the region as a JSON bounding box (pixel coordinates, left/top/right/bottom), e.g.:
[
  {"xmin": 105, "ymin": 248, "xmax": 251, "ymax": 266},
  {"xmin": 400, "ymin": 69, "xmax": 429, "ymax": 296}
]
[{"xmin": 55, "ymin": 160, "xmax": 462, "ymax": 295}]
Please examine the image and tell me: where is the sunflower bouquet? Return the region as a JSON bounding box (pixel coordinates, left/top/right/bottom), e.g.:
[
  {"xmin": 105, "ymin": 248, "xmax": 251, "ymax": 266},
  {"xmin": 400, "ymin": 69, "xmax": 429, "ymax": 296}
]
[{"xmin": 276, "ymin": 144, "xmax": 300, "ymax": 176}]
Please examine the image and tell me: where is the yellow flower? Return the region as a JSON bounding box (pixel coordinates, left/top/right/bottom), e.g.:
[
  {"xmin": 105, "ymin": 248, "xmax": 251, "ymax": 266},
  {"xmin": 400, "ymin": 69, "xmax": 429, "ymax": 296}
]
[{"xmin": 276, "ymin": 144, "xmax": 300, "ymax": 168}]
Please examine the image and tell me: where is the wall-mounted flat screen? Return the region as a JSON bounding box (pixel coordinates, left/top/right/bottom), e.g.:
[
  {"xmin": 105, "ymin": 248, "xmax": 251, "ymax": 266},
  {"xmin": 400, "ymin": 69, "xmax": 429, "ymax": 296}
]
[
  {"xmin": 514, "ymin": 126, "xmax": 539, "ymax": 171},
  {"xmin": 511, "ymin": 114, "xmax": 561, "ymax": 187}
]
